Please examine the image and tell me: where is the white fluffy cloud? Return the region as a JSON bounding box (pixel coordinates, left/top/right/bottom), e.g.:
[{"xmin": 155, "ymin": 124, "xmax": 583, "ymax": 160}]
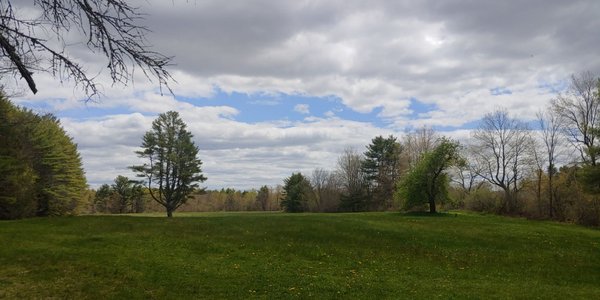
[{"xmin": 294, "ymin": 104, "xmax": 310, "ymax": 114}]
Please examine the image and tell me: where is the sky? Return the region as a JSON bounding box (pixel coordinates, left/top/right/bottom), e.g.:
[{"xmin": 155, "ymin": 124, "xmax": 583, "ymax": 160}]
[{"xmin": 7, "ymin": 0, "xmax": 600, "ymax": 190}]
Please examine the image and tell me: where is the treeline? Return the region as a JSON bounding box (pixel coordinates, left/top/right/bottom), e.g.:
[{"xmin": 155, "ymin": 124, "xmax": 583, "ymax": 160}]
[
  {"xmin": 275, "ymin": 71, "xmax": 600, "ymax": 226},
  {"xmin": 3, "ymin": 71, "xmax": 600, "ymax": 226},
  {"xmin": 76, "ymin": 71, "xmax": 600, "ymax": 226},
  {"xmin": 91, "ymin": 183, "xmax": 282, "ymax": 214}
]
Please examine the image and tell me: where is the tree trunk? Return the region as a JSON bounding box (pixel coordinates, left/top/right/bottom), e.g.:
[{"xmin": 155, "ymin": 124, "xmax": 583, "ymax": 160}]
[
  {"xmin": 167, "ymin": 209, "xmax": 173, "ymax": 218},
  {"xmin": 429, "ymin": 198, "xmax": 436, "ymax": 213},
  {"xmin": 548, "ymin": 172, "xmax": 554, "ymax": 219},
  {"xmin": 503, "ymin": 188, "xmax": 512, "ymax": 214},
  {"xmin": 536, "ymin": 169, "xmax": 542, "ymax": 217}
]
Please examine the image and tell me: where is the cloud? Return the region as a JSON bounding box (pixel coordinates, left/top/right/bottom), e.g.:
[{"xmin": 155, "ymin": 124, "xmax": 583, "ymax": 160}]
[
  {"xmin": 6, "ymin": 0, "xmax": 600, "ymax": 189},
  {"xmin": 59, "ymin": 99, "xmax": 392, "ymax": 189},
  {"xmin": 294, "ymin": 104, "xmax": 310, "ymax": 114},
  {"xmin": 249, "ymin": 99, "xmax": 280, "ymax": 106}
]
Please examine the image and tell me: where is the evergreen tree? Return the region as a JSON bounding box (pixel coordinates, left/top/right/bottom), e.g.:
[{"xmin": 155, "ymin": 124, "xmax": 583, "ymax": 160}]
[
  {"xmin": 362, "ymin": 135, "xmax": 403, "ymax": 210},
  {"xmin": 255, "ymin": 185, "xmax": 270, "ymax": 211},
  {"xmin": 94, "ymin": 184, "xmax": 113, "ymax": 213},
  {"xmin": 0, "ymin": 95, "xmax": 87, "ymax": 219},
  {"xmin": 281, "ymin": 173, "xmax": 312, "ymax": 212},
  {"xmin": 131, "ymin": 111, "xmax": 206, "ymax": 217}
]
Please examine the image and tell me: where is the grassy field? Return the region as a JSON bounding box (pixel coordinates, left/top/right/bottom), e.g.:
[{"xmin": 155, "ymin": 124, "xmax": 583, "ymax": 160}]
[{"xmin": 0, "ymin": 212, "xmax": 599, "ymax": 299}]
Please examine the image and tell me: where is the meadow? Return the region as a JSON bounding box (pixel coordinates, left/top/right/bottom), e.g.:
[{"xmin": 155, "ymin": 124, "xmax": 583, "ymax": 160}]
[{"xmin": 1, "ymin": 212, "xmax": 599, "ymax": 299}]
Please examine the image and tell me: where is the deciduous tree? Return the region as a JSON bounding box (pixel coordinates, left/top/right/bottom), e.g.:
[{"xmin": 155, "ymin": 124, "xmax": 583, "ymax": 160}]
[
  {"xmin": 551, "ymin": 72, "xmax": 600, "ymax": 166},
  {"xmin": 337, "ymin": 148, "xmax": 368, "ymax": 211},
  {"xmin": 536, "ymin": 109, "xmax": 565, "ymax": 218},
  {"xmin": 472, "ymin": 109, "xmax": 533, "ymax": 213},
  {"xmin": 0, "ymin": 0, "xmax": 171, "ymax": 98},
  {"xmin": 396, "ymin": 138, "xmax": 460, "ymax": 213}
]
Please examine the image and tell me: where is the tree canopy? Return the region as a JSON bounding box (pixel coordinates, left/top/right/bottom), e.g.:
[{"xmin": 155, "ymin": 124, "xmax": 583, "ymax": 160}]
[
  {"xmin": 281, "ymin": 173, "xmax": 312, "ymax": 213},
  {"xmin": 362, "ymin": 135, "xmax": 403, "ymax": 210},
  {"xmin": 0, "ymin": 94, "xmax": 87, "ymax": 219},
  {"xmin": 131, "ymin": 111, "xmax": 206, "ymax": 217},
  {"xmin": 396, "ymin": 138, "xmax": 460, "ymax": 213}
]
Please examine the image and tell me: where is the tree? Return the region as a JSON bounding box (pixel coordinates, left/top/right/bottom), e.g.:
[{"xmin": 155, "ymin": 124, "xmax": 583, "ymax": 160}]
[
  {"xmin": 93, "ymin": 184, "xmax": 113, "ymax": 213},
  {"xmin": 93, "ymin": 175, "xmax": 144, "ymax": 214},
  {"xmin": 579, "ymin": 128, "xmax": 600, "ymax": 194},
  {"xmin": 403, "ymin": 127, "xmax": 438, "ymax": 168},
  {"xmin": 0, "ymin": 95, "xmax": 87, "ymax": 219},
  {"xmin": 0, "ymin": 0, "xmax": 171, "ymax": 98},
  {"xmin": 536, "ymin": 109, "xmax": 565, "ymax": 218},
  {"xmin": 281, "ymin": 173, "xmax": 312, "ymax": 213},
  {"xmin": 131, "ymin": 111, "xmax": 206, "ymax": 217},
  {"xmin": 111, "ymin": 175, "xmax": 144, "ymax": 214},
  {"xmin": 112, "ymin": 175, "xmax": 133, "ymax": 214},
  {"xmin": 310, "ymin": 168, "xmax": 330, "ymax": 211},
  {"xmin": 472, "ymin": 109, "xmax": 533, "ymax": 213},
  {"xmin": 551, "ymin": 71, "xmax": 600, "ymax": 166},
  {"xmin": 451, "ymin": 144, "xmax": 484, "ymax": 201},
  {"xmin": 362, "ymin": 135, "xmax": 403, "ymax": 210},
  {"xmin": 255, "ymin": 185, "xmax": 269, "ymax": 211},
  {"xmin": 337, "ymin": 148, "xmax": 369, "ymax": 211},
  {"xmin": 396, "ymin": 138, "xmax": 460, "ymax": 213}
]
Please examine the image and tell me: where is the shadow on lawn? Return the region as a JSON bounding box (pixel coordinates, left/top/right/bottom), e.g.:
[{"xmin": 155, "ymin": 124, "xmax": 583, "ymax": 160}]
[{"xmin": 400, "ymin": 211, "xmax": 458, "ymax": 218}]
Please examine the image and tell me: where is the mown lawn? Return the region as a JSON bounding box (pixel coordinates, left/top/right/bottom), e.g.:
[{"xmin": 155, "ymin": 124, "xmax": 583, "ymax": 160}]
[{"xmin": 0, "ymin": 212, "xmax": 599, "ymax": 299}]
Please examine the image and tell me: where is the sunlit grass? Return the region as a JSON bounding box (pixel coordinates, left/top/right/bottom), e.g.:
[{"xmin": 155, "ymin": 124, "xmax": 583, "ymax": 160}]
[{"xmin": 1, "ymin": 212, "xmax": 599, "ymax": 298}]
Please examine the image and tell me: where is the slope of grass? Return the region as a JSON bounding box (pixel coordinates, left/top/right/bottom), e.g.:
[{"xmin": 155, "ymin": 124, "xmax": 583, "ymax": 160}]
[{"xmin": 0, "ymin": 212, "xmax": 599, "ymax": 299}]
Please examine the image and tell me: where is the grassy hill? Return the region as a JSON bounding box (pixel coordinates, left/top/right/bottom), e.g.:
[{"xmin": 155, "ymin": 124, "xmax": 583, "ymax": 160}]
[{"xmin": 1, "ymin": 212, "xmax": 599, "ymax": 299}]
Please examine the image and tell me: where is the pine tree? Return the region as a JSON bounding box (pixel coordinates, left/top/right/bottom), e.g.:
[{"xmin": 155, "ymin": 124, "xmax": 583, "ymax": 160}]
[
  {"xmin": 0, "ymin": 94, "xmax": 87, "ymax": 219},
  {"xmin": 131, "ymin": 111, "xmax": 206, "ymax": 217},
  {"xmin": 362, "ymin": 135, "xmax": 403, "ymax": 210},
  {"xmin": 281, "ymin": 173, "xmax": 312, "ymax": 212}
]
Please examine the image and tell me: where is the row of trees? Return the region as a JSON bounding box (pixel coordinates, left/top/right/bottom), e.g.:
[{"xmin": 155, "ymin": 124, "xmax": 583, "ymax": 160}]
[
  {"xmin": 279, "ymin": 132, "xmax": 456, "ymax": 214},
  {"xmin": 4, "ymin": 70, "xmax": 596, "ymax": 225},
  {"xmin": 278, "ymin": 72, "xmax": 600, "ymax": 226}
]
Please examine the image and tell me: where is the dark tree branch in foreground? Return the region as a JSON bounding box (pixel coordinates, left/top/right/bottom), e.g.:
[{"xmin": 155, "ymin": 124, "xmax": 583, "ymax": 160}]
[{"xmin": 0, "ymin": 0, "xmax": 172, "ymax": 99}]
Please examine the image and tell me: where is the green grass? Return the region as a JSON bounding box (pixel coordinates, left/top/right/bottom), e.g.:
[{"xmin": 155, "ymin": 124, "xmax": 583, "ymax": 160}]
[{"xmin": 1, "ymin": 212, "xmax": 599, "ymax": 299}]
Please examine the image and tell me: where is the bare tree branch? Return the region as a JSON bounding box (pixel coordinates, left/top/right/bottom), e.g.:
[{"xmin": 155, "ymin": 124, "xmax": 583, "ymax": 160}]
[{"xmin": 0, "ymin": 0, "xmax": 172, "ymax": 99}]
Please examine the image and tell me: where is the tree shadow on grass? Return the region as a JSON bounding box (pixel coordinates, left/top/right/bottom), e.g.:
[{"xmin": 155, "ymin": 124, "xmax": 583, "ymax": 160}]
[{"xmin": 400, "ymin": 211, "xmax": 457, "ymax": 218}]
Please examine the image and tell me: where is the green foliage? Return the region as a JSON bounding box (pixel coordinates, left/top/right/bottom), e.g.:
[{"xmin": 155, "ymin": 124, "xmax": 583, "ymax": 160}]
[
  {"xmin": 362, "ymin": 135, "xmax": 403, "ymax": 210},
  {"xmin": 396, "ymin": 138, "xmax": 460, "ymax": 213},
  {"xmin": 131, "ymin": 111, "xmax": 206, "ymax": 217},
  {"xmin": 0, "ymin": 95, "xmax": 86, "ymax": 219},
  {"xmin": 94, "ymin": 176, "xmax": 145, "ymax": 214},
  {"xmin": 281, "ymin": 173, "xmax": 312, "ymax": 212},
  {"xmin": 338, "ymin": 188, "xmax": 369, "ymax": 212},
  {"xmin": 0, "ymin": 213, "xmax": 599, "ymax": 298},
  {"xmin": 94, "ymin": 184, "xmax": 113, "ymax": 213},
  {"xmin": 255, "ymin": 185, "xmax": 270, "ymax": 211},
  {"xmin": 580, "ymin": 128, "xmax": 600, "ymax": 194}
]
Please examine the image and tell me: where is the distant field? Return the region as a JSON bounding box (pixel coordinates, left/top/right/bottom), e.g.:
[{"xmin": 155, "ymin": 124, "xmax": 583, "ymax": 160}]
[{"xmin": 1, "ymin": 212, "xmax": 599, "ymax": 299}]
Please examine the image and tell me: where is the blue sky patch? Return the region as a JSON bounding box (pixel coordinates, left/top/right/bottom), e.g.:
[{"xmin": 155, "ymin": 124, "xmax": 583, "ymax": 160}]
[
  {"xmin": 490, "ymin": 87, "xmax": 512, "ymax": 96},
  {"xmin": 408, "ymin": 98, "xmax": 437, "ymax": 118},
  {"xmin": 177, "ymin": 90, "xmax": 387, "ymax": 126},
  {"xmin": 537, "ymin": 79, "xmax": 568, "ymax": 94}
]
